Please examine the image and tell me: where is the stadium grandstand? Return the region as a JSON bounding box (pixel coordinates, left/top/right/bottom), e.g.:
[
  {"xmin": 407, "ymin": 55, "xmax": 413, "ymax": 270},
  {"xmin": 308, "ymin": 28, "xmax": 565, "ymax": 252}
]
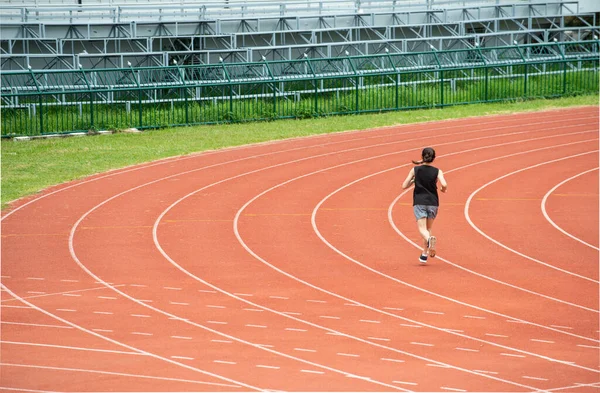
[{"xmin": 1, "ymin": 0, "xmax": 598, "ymax": 136}]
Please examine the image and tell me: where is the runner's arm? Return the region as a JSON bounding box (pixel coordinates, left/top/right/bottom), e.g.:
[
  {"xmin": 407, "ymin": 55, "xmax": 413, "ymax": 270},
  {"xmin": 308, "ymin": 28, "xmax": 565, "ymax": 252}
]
[
  {"xmin": 438, "ymin": 170, "xmax": 448, "ymax": 193},
  {"xmin": 402, "ymin": 168, "xmax": 415, "ymax": 190}
]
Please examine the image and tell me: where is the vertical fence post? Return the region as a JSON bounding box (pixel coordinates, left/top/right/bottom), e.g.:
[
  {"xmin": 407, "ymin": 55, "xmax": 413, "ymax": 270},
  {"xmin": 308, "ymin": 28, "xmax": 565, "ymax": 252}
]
[
  {"xmin": 262, "ymin": 57, "xmax": 276, "ymax": 117},
  {"xmin": 429, "ymin": 44, "xmax": 442, "ymax": 107},
  {"xmin": 219, "ymin": 57, "xmax": 232, "ymax": 121},
  {"xmin": 553, "ymin": 39, "xmax": 567, "ymax": 95},
  {"xmin": 344, "ymin": 52, "xmax": 359, "ymax": 113},
  {"xmin": 78, "ymin": 63, "xmax": 94, "ymax": 130},
  {"xmin": 27, "ymin": 66, "xmax": 43, "ymax": 135},
  {"xmin": 173, "ymin": 59, "xmax": 188, "ymax": 124},
  {"xmin": 474, "ymin": 42, "xmax": 488, "ymax": 102},
  {"xmin": 513, "ymin": 41, "xmax": 527, "ymax": 98},
  {"xmin": 303, "ymin": 54, "xmax": 317, "ymax": 115},
  {"xmin": 128, "ymin": 62, "xmax": 143, "ymax": 128}
]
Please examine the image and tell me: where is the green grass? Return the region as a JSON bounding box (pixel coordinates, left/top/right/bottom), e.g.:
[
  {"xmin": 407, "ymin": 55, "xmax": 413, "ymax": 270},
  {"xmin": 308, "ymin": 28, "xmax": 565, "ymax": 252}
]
[{"xmin": 2, "ymin": 94, "xmax": 598, "ymax": 210}]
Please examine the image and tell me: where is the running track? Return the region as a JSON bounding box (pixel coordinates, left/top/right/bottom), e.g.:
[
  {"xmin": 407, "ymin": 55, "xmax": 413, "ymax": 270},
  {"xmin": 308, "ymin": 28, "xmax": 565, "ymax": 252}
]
[{"xmin": 1, "ymin": 106, "xmax": 599, "ymax": 392}]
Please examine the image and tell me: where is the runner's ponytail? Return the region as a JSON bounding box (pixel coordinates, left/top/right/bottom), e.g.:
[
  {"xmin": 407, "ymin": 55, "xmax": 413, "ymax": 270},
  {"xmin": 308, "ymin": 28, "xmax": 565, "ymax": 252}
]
[{"xmin": 412, "ymin": 147, "xmax": 436, "ymax": 165}]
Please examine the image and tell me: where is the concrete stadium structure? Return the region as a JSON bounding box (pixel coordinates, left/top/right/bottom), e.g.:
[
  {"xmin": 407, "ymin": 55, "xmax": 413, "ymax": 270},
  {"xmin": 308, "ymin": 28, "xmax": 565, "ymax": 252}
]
[{"xmin": 1, "ymin": 0, "xmax": 599, "ymax": 70}]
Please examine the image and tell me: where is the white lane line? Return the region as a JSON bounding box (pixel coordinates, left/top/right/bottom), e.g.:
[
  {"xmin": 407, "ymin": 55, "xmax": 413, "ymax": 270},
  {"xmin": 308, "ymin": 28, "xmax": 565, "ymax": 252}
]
[
  {"xmin": 541, "ymin": 168, "xmax": 600, "ymax": 251},
  {"xmin": 440, "ymin": 387, "xmax": 467, "ymax": 392},
  {"xmin": 171, "ymin": 336, "xmax": 193, "ymax": 340},
  {"xmin": 26, "ymin": 277, "xmax": 45, "ymax": 281},
  {"xmin": 1, "ymin": 305, "xmax": 31, "ymax": 309},
  {"xmin": 131, "ymin": 332, "xmax": 153, "ymax": 336},
  {"xmin": 56, "ymin": 309, "xmax": 76, "ymax": 312},
  {"xmin": 206, "ymin": 321, "xmax": 228, "ymax": 325},
  {"xmin": 234, "ymin": 293, "xmax": 253, "ymax": 297},
  {"xmin": 320, "ymin": 315, "xmax": 340, "ymax": 320},
  {"xmin": 427, "ymin": 364, "xmax": 451, "ymax": 368},
  {"xmin": 281, "ymin": 311, "xmax": 301, "ymax": 316},
  {"xmin": 164, "ymin": 287, "xmax": 182, "ymax": 290},
  {"xmin": 97, "ymin": 296, "xmax": 117, "ymax": 300},
  {"xmin": 456, "ymin": 347, "xmax": 479, "ymax": 352},
  {"xmin": 464, "ymin": 151, "xmax": 600, "ymax": 285},
  {"xmin": 129, "ymin": 284, "xmax": 147, "ymax": 287},
  {"xmin": 139, "ymin": 299, "xmax": 153, "ymax": 303},
  {"xmin": 294, "ymin": 348, "xmax": 317, "ymax": 353},
  {"xmin": 393, "ymin": 381, "xmax": 417, "ymax": 386},
  {"xmin": 27, "ymin": 292, "xmax": 46, "ymax": 294},
  {"xmin": 92, "ymin": 328, "xmax": 113, "ymax": 333},
  {"xmin": 301, "ymin": 369, "xmax": 324, "ymax": 374},
  {"xmin": 0, "ymin": 363, "xmax": 240, "ymax": 388},
  {"xmin": 256, "ymin": 344, "xmax": 275, "ymax": 348},
  {"xmin": 424, "ymin": 311, "xmax": 444, "ymax": 315},
  {"xmin": 199, "ymin": 290, "xmax": 217, "ymax": 293},
  {"xmin": 531, "ymin": 339, "xmax": 555, "ymax": 344},
  {"xmin": 410, "ymin": 342, "xmax": 434, "ymax": 347},
  {"xmin": 577, "ymin": 345, "xmax": 600, "ymax": 349},
  {"xmin": 400, "ymin": 324, "xmax": 422, "ymax": 328},
  {"xmin": 61, "ymin": 279, "xmax": 79, "ymax": 283},
  {"xmin": 464, "ymin": 315, "xmax": 486, "ymax": 319},
  {"xmin": 62, "ymin": 293, "xmax": 81, "ymax": 297},
  {"xmin": 474, "ymin": 369, "xmax": 499, "ymax": 375},
  {"xmin": 270, "ymin": 296, "xmax": 289, "ymax": 300},
  {"xmin": 551, "ymin": 325, "xmax": 573, "ymax": 330},
  {"xmin": 383, "ymin": 307, "xmax": 403, "ymax": 311},
  {"xmin": 211, "ymin": 340, "xmax": 233, "ymax": 344},
  {"xmin": 6, "ymin": 262, "xmax": 260, "ymax": 389},
  {"xmin": 485, "ymin": 333, "xmax": 509, "ymax": 338},
  {"xmin": 285, "ymin": 328, "xmax": 307, "ymax": 332},
  {"xmin": 171, "ymin": 356, "xmax": 194, "ymax": 360},
  {"xmin": 257, "ymin": 365, "xmax": 280, "ymax": 369},
  {"xmin": 214, "ymin": 360, "xmax": 236, "ymax": 365},
  {"xmin": 131, "ymin": 314, "xmax": 151, "ymax": 318},
  {"xmin": 443, "ymin": 329, "xmax": 464, "ymax": 333},
  {"xmin": 2, "ymin": 285, "xmax": 127, "ymax": 304},
  {"xmin": 307, "ymin": 300, "xmax": 327, "ymax": 303},
  {"xmin": 243, "ymin": 308, "xmax": 263, "ymax": 312},
  {"xmin": 207, "ymin": 305, "xmax": 226, "ymax": 309},
  {"xmin": 93, "ymin": 311, "xmax": 113, "ymax": 315},
  {"xmin": 359, "ymin": 320, "xmax": 380, "ymax": 324},
  {"xmin": 246, "ymin": 324, "xmax": 268, "ymax": 328},
  {"xmin": 501, "ymin": 353, "xmax": 526, "ymax": 358},
  {"xmin": 368, "ymin": 337, "xmax": 390, "ymax": 342},
  {"xmin": 170, "ymin": 302, "xmax": 189, "ymax": 306},
  {"xmin": 145, "ymin": 129, "xmax": 595, "ymax": 391},
  {"xmin": 337, "ymin": 353, "xmax": 359, "ymax": 357},
  {"xmin": 1, "ymin": 341, "xmax": 143, "ymax": 355},
  {"xmin": 507, "ymin": 320, "xmax": 526, "ymax": 324},
  {"xmin": 523, "ymin": 376, "xmax": 549, "ymax": 381}
]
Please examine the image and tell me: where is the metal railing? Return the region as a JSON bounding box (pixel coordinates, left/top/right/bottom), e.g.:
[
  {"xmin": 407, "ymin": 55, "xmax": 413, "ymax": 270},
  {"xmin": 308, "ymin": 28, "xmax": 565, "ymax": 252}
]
[{"xmin": 1, "ymin": 40, "xmax": 598, "ymax": 137}]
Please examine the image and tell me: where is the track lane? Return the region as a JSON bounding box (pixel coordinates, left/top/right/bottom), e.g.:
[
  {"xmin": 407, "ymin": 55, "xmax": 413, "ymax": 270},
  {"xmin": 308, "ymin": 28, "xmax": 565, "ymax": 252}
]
[{"xmin": 3, "ymin": 105, "xmax": 596, "ymax": 390}]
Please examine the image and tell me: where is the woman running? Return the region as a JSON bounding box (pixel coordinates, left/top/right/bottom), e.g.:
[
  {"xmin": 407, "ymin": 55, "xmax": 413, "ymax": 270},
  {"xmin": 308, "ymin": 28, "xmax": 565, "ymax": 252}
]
[{"xmin": 401, "ymin": 147, "xmax": 448, "ymax": 264}]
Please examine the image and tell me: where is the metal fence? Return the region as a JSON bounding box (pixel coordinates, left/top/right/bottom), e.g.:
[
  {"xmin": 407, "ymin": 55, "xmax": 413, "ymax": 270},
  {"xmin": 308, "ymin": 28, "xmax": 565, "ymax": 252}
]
[{"xmin": 1, "ymin": 40, "xmax": 598, "ymax": 137}]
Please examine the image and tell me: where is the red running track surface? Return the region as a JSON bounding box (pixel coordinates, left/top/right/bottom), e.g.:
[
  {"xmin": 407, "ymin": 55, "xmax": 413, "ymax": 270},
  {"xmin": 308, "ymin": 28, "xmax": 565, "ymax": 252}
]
[{"xmin": 1, "ymin": 106, "xmax": 599, "ymax": 392}]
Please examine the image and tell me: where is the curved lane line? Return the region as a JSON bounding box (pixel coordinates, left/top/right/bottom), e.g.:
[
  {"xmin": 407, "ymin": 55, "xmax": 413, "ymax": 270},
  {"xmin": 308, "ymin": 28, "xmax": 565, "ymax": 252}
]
[
  {"xmin": 4, "ymin": 113, "xmax": 596, "ymax": 391},
  {"xmin": 541, "ymin": 168, "xmax": 600, "ymax": 251},
  {"xmin": 12, "ymin": 111, "xmax": 561, "ymax": 393},
  {"xmin": 464, "ymin": 153, "xmax": 600, "ymax": 283},
  {"xmin": 0, "ymin": 285, "xmax": 259, "ymax": 391},
  {"xmin": 2, "ymin": 114, "xmax": 593, "ymax": 222},
  {"xmin": 0, "ymin": 363, "xmax": 241, "ymax": 388}
]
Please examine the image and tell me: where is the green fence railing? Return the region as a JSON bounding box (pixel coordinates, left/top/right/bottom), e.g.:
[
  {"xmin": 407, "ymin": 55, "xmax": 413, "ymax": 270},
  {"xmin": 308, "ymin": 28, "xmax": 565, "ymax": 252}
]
[{"xmin": 1, "ymin": 40, "xmax": 599, "ymax": 137}]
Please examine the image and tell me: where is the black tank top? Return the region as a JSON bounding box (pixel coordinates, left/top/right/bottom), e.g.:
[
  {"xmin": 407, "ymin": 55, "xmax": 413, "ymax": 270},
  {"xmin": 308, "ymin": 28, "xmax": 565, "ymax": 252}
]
[{"xmin": 413, "ymin": 165, "xmax": 439, "ymax": 206}]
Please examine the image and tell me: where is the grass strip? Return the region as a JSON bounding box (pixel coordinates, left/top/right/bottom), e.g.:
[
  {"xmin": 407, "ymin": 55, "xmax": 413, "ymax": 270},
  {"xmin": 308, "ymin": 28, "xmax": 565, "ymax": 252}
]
[{"xmin": 2, "ymin": 94, "xmax": 598, "ymax": 210}]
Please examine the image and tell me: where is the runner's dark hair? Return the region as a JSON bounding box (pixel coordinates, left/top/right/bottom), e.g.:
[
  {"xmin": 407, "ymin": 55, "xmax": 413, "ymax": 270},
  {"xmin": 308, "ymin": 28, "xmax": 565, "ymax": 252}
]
[{"xmin": 412, "ymin": 147, "xmax": 436, "ymax": 165}]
